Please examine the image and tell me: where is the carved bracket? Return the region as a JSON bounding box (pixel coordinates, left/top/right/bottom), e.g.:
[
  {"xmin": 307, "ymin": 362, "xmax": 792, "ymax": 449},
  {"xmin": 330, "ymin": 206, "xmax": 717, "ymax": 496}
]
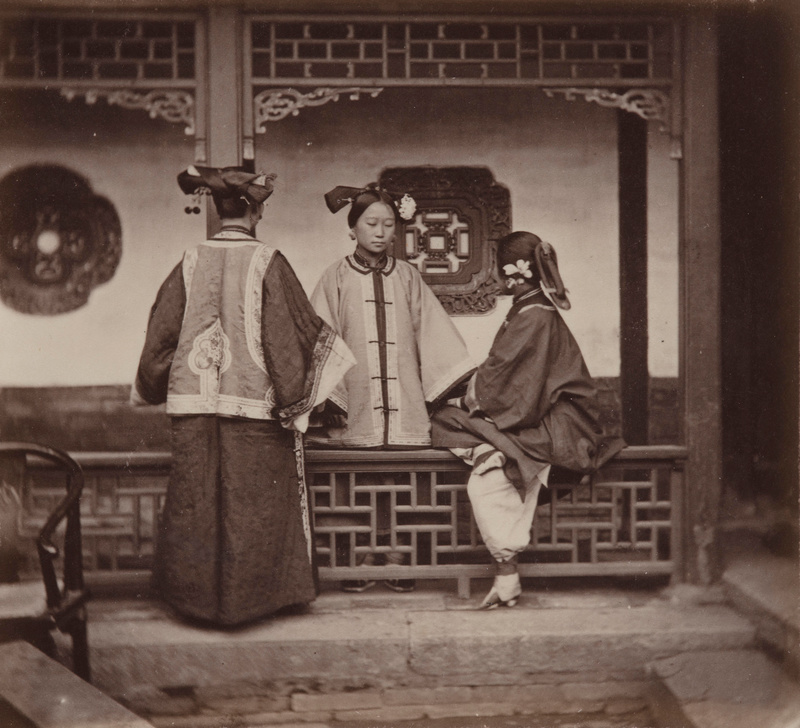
[
  {"xmin": 61, "ymin": 88, "xmax": 195, "ymax": 135},
  {"xmin": 543, "ymin": 87, "xmax": 670, "ymax": 129},
  {"xmin": 254, "ymin": 87, "xmax": 383, "ymax": 129}
]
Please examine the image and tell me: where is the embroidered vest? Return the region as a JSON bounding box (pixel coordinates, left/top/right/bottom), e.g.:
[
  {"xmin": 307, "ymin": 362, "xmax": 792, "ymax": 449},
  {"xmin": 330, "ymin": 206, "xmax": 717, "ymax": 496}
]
[{"xmin": 166, "ymin": 233, "xmax": 277, "ymax": 419}]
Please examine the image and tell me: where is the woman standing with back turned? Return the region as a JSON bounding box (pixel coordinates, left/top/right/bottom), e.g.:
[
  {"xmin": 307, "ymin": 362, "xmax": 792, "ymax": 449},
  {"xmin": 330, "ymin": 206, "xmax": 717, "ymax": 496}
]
[{"xmin": 131, "ymin": 165, "xmax": 354, "ymax": 626}]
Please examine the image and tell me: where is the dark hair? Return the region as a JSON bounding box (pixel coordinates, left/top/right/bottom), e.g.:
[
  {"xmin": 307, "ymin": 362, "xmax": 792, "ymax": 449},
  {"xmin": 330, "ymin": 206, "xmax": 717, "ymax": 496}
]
[
  {"xmin": 213, "ymin": 194, "xmax": 253, "ymax": 220},
  {"xmin": 496, "ymin": 231, "xmax": 543, "ymax": 282},
  {"xmin": 347, "ymin": 189, "xmax": 398, "ymax": 228}
]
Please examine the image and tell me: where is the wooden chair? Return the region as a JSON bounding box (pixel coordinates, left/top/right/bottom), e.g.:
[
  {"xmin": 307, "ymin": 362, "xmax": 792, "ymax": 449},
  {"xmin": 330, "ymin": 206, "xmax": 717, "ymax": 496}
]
[{"xmin": 0, "ymin": 442, "xmax": 90, "ymax": 681}]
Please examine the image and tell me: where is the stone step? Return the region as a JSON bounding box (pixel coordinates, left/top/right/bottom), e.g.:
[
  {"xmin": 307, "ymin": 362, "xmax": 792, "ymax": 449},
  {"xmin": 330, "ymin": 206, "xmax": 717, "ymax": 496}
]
[
  {"xmin": 722, "ymin": 548, "xmax": 800, "ymax": 678},
  {"xmin": 649, "ymin": 649, "xmax": 800, "ymax": 728},
  {"xmin": 0, "ymin": 640, "xmax": 153, "ymax": 728},
  {"xmin": 85, "ymin": 584, "xmax": 756, "ymax": 703}
]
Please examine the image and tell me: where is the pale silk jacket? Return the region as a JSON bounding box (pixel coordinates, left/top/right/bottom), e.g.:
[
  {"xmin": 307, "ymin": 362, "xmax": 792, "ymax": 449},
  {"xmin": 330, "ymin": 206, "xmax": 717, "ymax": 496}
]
[
  {"xmin": 308, "ymin": 254, "xmax": 474, "ymax": 448},
  {"xmin": 132, "ymin": 229, "xmax": 355, "ymax": 432}
]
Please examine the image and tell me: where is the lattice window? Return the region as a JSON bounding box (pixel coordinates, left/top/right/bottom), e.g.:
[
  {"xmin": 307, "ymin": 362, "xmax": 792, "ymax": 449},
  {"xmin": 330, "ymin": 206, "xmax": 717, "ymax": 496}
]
[
  {"xmin": 0, "ymin": 16, "xmax": 197, "ymax": 84},
  {"xmin": 18, "ymin": 467, "xmax": 163, "ymax": 575},
  {"xmin": 249, "ymin": 17, "xmax": 673, "ymax": 85},
  {"xmin": 403, "ymin": 209, "xmax": 472, "ymax": 276},
  {"xmin": 380, "ymin": 166, "xmax": 509, "ymax": 315}
]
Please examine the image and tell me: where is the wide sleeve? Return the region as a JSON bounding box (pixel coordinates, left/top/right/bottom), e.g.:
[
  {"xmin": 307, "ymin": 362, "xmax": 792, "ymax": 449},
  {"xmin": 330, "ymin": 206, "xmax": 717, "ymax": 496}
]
[
  {"xmin": 262, "ymin": 253, "xmax": 355, "ymax": 431},
  {"xmin": 131, "ymin": 262, "xmax": 186, "ymax": 406},
  {"xmin": 309, "ymin": 265, "xmax": 349, "ymax": 413},
  {"xmin": 407, "ymin": 266, "xmax": 475, "ymax": 403},
  {"xmin": 473, "ymin": 308, "xmax": 561, "ymax": 431}
]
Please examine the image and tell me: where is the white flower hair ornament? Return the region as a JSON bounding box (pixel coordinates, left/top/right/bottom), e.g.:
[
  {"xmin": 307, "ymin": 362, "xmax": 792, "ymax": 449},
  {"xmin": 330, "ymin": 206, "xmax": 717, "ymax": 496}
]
[
  {"xmin": 396, "ymin": 193, "xmax": 417, "ymax": 221},
  {"xmin": 502, "ymin": 259, "xmax": 533, "ymax": 287}
]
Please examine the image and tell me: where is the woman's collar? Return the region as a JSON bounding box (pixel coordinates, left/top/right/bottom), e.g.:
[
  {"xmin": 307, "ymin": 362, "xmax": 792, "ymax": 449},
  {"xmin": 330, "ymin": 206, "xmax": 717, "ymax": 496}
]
[
  {"xmin": 512, "ymin": 286, "xmax": 543, "ymax": 303},
  {"xmin": 353, "ymin": 249, "xmax": 390, "ymax": 270}
]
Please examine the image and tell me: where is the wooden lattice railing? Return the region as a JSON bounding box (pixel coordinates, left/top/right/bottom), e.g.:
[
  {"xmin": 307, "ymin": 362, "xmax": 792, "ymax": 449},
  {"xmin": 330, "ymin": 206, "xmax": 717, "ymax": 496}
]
[{"xmin": 16, "ymin": 446, "xmax": 686, "ymax": 597}]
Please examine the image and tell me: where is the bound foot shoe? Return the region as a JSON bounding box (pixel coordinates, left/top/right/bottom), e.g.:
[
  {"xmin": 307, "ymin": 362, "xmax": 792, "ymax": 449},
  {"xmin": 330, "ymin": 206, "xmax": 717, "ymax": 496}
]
[
  {"xmin": 384, "ymin": 579, "xmax": 416, "ymax": 593},
  {"xmin": 478, "ymin": 573, "xmax": 521, "ymax": 609},
  {"xmin": 341, "ymin": 579, "xmax": 377, "ymax": 593}
]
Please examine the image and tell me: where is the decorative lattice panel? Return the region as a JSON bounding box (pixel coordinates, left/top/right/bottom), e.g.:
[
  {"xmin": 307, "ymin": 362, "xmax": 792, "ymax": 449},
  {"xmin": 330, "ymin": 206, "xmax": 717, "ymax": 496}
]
[
  {"xmin": 249, "ymin": 17, "xmax": 674, "ymax": 85},
  {"xmin": 18, "ymin": 465, "xmax": 164, "ymax": 576},
  {"xmin": 0, "ymin": 15, "xmax": 197, "ymax": 84},
  {"xmin": 307, "ymin": 450, "xmax": 681, "ymax": 577},
  {"xmin": 16, "ymin": 448, "xmax": 684, "ymax": 588}
]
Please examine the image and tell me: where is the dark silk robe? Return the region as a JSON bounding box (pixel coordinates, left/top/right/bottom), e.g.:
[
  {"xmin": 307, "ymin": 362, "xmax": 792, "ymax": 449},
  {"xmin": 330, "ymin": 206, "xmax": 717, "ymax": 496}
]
[{"xmin": 432, "ymin": 290, "xmax": 625, "ymax": 490}]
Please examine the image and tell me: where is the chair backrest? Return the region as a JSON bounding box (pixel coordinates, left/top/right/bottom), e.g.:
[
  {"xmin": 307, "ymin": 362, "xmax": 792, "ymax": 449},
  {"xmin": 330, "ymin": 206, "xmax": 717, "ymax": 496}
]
[{"xmin": 0, "ymin": 443, "xmax": 84, "ymax": 609}]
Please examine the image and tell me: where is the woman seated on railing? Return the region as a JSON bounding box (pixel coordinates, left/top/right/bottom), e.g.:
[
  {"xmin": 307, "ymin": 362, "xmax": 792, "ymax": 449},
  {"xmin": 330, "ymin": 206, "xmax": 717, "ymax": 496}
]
[{"xmin": 432, "ymin": 231, "xmax": 625, "ymax": 609}]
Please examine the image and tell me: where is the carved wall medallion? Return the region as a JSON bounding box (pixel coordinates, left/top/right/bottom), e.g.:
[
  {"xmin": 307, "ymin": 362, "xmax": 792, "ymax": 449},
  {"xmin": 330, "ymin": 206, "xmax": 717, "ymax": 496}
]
[
  {"xmin": 0, "ymin": 165, "xmax": 122, "ymax": 315},
  {"xmin": 379, "ymin": 167, "xmax": 509, "ymax": 315}
]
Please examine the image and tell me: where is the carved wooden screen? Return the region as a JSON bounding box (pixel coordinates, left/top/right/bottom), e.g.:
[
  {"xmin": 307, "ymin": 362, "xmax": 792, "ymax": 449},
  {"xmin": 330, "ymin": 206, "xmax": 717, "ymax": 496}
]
[{"xmin": 379, "ymin": 166, "xmax": 509, "ymax": 315}]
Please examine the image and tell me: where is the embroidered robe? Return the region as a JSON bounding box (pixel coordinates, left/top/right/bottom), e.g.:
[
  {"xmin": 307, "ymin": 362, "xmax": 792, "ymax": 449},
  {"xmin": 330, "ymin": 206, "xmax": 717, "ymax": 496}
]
[{"xmin": 132, "ymin": 229, "xmax": 354, "ymax": 625}]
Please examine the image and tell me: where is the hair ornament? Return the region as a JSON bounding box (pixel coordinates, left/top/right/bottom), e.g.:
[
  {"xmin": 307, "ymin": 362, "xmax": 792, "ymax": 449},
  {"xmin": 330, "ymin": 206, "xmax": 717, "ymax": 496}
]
[
  {"xmin": 502, "ymin": 259, "xmax": 533, "ymax": 280},
  {"xmin": 396, "ymin": 193, "xmax": 416, "ymax": 221},
  {"xmin": 324, "ymin": 185, "xmax": 367, "ymax": 214}
]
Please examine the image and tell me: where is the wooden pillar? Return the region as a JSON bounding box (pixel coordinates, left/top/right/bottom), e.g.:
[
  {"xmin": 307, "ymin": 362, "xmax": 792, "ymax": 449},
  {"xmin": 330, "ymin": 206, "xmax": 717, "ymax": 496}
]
[
  {"xmin": 618, "ymin": 109, "xmax": 649, "ymax": 446},
  {"xmin": 204, "ymin": 6, "xmax": 243, "ymax": 236},
  {"xmin": 680, "ymin": 12, "xmax": 722, "ymax": 584}
]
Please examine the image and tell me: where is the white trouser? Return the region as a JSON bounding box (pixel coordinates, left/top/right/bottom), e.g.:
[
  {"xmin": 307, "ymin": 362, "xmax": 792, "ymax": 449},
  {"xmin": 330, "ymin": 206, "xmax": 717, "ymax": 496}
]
[{"xmin": 466, "ymin": 463, "xmax": 548, "ymax": 563}]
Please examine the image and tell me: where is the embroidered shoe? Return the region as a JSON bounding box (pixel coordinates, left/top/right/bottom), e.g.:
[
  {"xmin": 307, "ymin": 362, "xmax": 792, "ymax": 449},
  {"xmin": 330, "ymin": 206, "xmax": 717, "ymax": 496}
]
[{"xmin": 478, "ymin": 573, "xmax": 522, "ymax": 609}]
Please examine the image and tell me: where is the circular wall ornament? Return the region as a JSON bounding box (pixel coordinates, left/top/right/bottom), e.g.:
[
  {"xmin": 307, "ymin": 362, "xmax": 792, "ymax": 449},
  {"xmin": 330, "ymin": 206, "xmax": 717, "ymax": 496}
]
[{"xmin": 0, "ymin": 165, "xmax": 122, "ymax": 315}]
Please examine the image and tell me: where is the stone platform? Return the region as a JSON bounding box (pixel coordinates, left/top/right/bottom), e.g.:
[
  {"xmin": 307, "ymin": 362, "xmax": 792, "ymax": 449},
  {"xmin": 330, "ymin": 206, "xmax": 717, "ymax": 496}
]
[
  {"xmin": 4, "ymin": 550, "xmax": 798, "ymax": 728},
  {"xmin": 81, "ymin": 578, "xmax": 759, "ymax": 727}
]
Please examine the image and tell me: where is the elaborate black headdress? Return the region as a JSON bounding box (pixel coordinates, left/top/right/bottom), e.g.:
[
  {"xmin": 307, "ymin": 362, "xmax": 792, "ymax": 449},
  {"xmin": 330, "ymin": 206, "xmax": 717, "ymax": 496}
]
[
  {"xmin": 178, "ymin": 165, "xmax": 277, "ymax": 205},
  {"xmin": 534, "ymin": 242, "xmax": 570, "ymax": 311},
  {"xmin": 324, "ymin": 185, "xmax": 370, "ymax": 214},
  {"xmin": 324, "ymin": 184, "xmax": 417, "ymax": 226}
]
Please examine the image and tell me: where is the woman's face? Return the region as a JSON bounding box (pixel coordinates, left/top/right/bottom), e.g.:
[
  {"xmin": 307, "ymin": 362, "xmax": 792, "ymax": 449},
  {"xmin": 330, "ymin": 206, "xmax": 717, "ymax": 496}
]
[{"xmin": 352, "ymin": 201, "xmax": 396, "ymax": 263}]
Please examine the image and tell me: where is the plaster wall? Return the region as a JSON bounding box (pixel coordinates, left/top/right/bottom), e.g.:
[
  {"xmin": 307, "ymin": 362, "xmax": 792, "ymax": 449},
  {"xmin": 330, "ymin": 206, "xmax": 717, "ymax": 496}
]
[{"xmin": 0, "ymin": 86, "xmax": 678, "ymax": 387}]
